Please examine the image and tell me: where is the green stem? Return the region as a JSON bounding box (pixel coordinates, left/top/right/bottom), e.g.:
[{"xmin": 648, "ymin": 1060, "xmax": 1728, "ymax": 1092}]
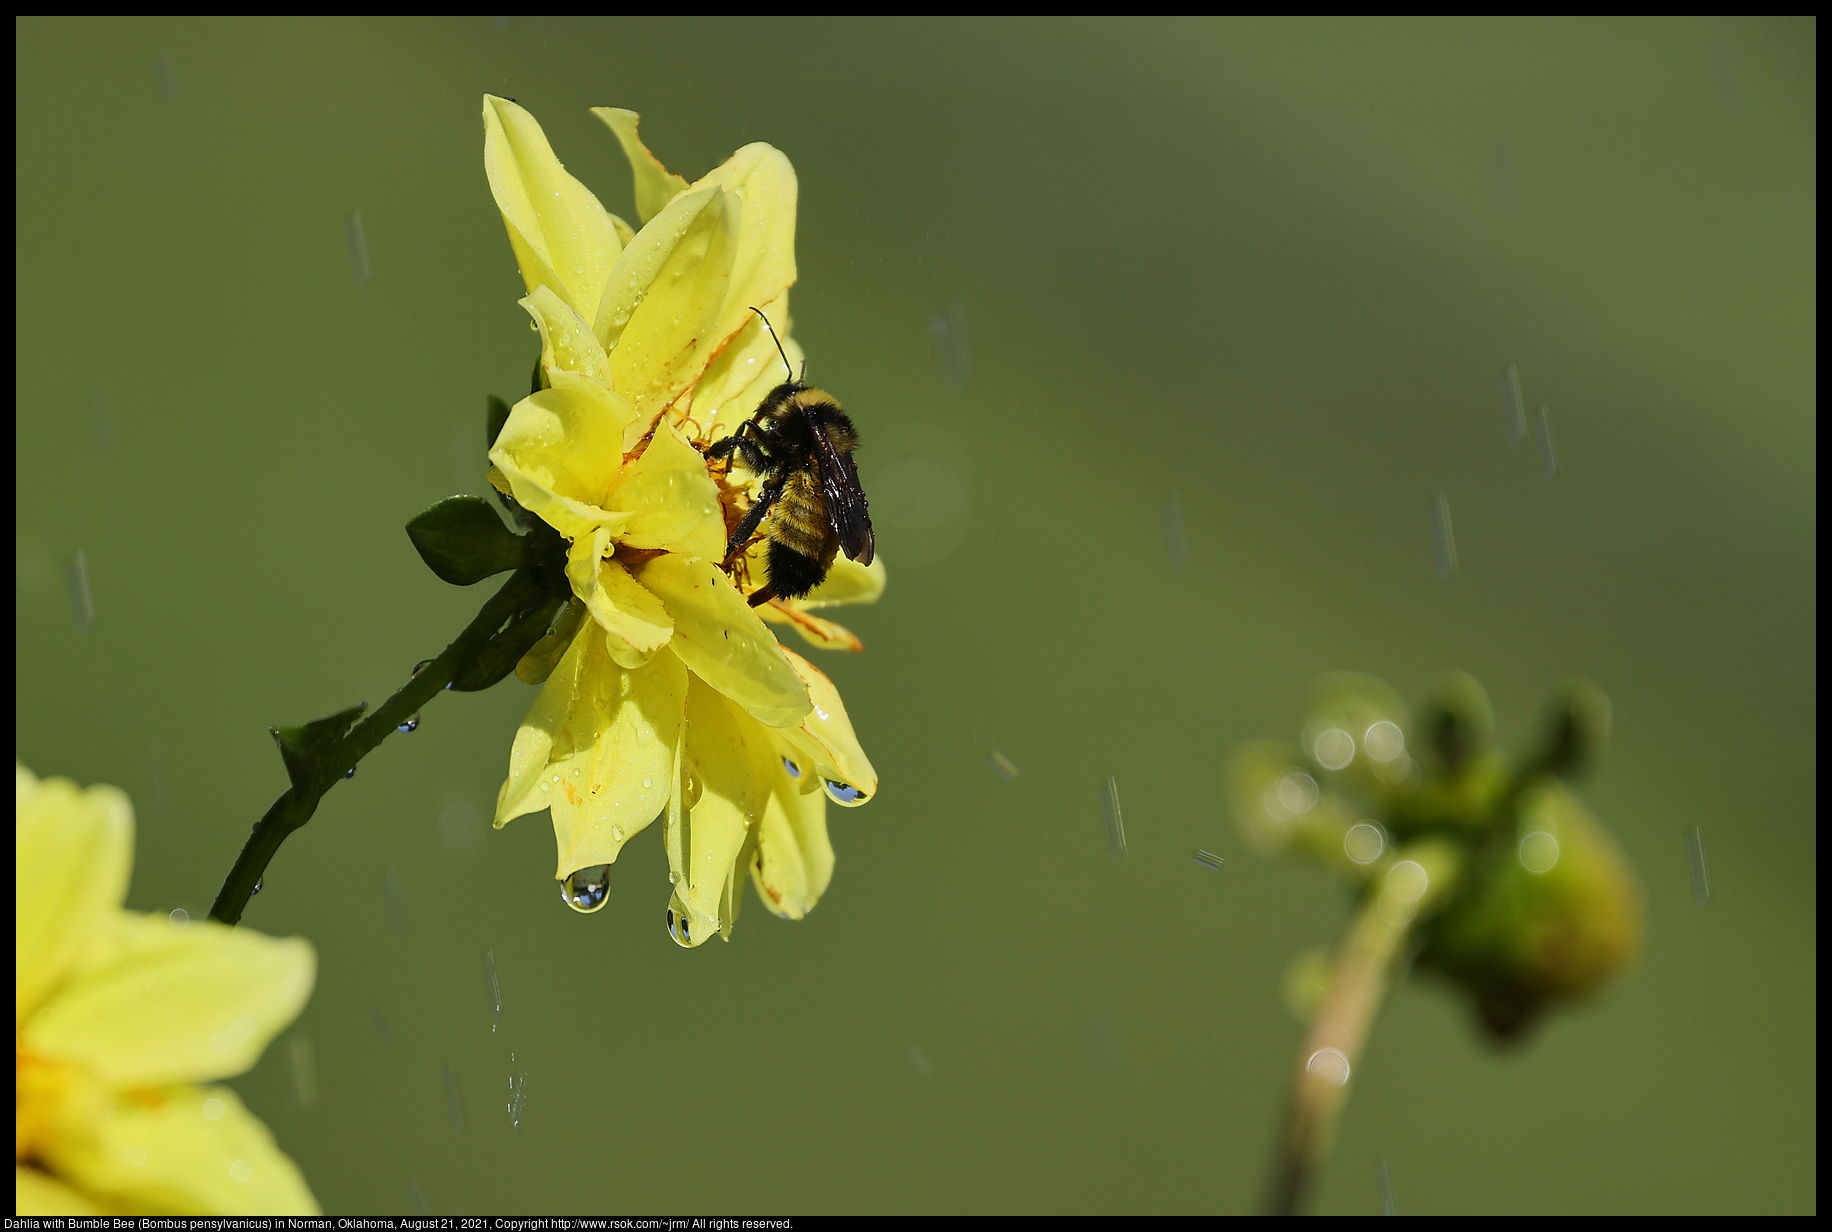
[
  {"xmin": 207, "ymin": 567, "xmax": 548, "ymax": 926},
  {"xmin": 1266, "ymin": 841, "xmax": 1461, "ymax": 1215}
]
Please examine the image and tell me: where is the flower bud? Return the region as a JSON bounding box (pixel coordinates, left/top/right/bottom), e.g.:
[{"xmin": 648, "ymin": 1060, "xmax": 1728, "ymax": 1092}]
[{"xmin": 1417, "ymin": 780, "xmax": 1642, "ymax": 1041}]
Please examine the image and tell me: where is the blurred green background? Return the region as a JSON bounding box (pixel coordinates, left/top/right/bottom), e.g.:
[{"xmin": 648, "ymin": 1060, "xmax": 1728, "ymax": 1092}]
[{"xmin": 15, "ymin": 16, "xmax": 1815, "ymax": 1215}]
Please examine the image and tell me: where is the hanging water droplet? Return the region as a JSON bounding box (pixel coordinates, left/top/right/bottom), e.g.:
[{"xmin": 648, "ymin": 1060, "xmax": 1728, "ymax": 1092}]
[
  {"xmin": 824, "ymin": 779, "xmax": 868, "ymax": 806},
  {"xmin": 665, "ymin": 904, "xmax": 693, "ymax": 948},
  {"xmin": 397, "ymin": 714, "xmax": 420, "ymax": 734},
  {"xmin": 251, "ymin": 880, "xmax": 263, "ymax": 896},
  {"xmin": 560, "ymin": 865, "xmax": 611, "ymax": 913},
  {"xmin": 782, "ymin": 756, "xmax": 801, "ymax": 779},
  {"xmin": 343, "ymin": 766, "xmax": 356, "ymax": 779},
  {"xmin": 411, "ymin": 659, "xmax": 434, "ymax": 676}
]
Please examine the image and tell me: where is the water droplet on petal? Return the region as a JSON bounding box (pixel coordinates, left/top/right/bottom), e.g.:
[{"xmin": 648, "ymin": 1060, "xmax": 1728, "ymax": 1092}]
[
  {"xmin": 560, "ymin": 865, "xmax": 611, "ymax": 913},
  {"xmin": 782, "ymin": 757, "xmax": 801, "ymax": 778},
  {"xmin": 824, "ymin": 779, "xmax": 868, "ymax": 806}
]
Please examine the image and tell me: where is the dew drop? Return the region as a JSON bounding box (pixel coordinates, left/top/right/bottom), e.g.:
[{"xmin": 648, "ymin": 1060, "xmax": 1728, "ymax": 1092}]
[
  {"xmin": 397, "ymin": 714, "xmax": 420, "ymax": 733},
  {"xmin": 251, "ymin": 880, "xmax": 263, "ymax": 896},
  {"xmin": 824, "ymin": 779, "xmax": 868, "ymax": 806},
  {"xmin": 560, "ymin": 865, "xmax": 611, "ymax": 913},
  {"xmin": 343, "ymin": 766, "xmax": 356, "ymax": 779},
  {"xmin": 782, "ymin": 757, "xmax": 801, "ymax": 778},
  {"xmin": 411, "ymin": 659, "xmax": 434, "ymax": 676}
]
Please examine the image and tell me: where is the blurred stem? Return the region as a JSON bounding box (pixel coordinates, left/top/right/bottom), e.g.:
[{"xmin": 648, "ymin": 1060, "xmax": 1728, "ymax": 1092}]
[
  {"xmin": 1267, "ymin": 841, "xmax": 1462, "ymax": 1215},
  {"xmin": 207, "ymin": 567, "xmax": 547, "ymax": 926}
]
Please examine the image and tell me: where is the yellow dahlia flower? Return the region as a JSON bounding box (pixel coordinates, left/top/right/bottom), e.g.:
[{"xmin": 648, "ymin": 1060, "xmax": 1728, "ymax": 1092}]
[
  {"xmin": 16, "ymin": 764, "xmax": 317, "ymax": 1215},
  {"xmin": 481, "ymin": 97, "xmax": 883, "ymax": 947}
]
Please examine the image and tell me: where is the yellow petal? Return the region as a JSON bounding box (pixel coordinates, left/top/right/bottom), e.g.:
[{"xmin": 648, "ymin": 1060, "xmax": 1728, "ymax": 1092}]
[
  {"xmin": 689, "ymin": 292, "xmax": 803, "ymax": 442},
  {"xmin": 608, "ymin": 421, "xmax": 725, "ymax": 558},
  {"xmin": 633, "ymin": 555, "xmax": 810, "ymax": 728},
  {"xmin": 542, "ymin": 632, "xmax": 687, "ymax": 877},
  {"xmin": 796, "ymin": 553, "xmax": 887, "ymax": 609},
  {"xmin": 758, "ymin": 601, "xmax": 864, "ymax": 653},
  {"xmin": 591, "ymin": 107, "xmax": 691, "ymax": 225},
  {"xmin": 489, "ymin": 376, "xmax": 637, "ymax": 542},
  {"xmin": 598, "ymin": 186, "xmax": 738, "ymax": 449},
  {"xmin": 777, "ymin": 649, "xmax": 877, "ymax": 805},
  {"xmin": 666, "ymin": 681, "xmax": 780, "ymax": 946},
  {"xmin": 41, "ymin": 1082, "xmax": 317, "ymax": 1215},
  {"xmin": 520, "ymin": 285, "xmax": 614, "ymax": 390},
  {"xmin": 24, "ymin": 912, "xmax": 312, "ymax": 1089},
  {"xmin": 17, "ymin": 764, "xmax": 134, "ymax": 1027},
  {"xmin": 495, "ymin": 625, "xmax": 591, "ymax": 828},
  {"xmin": 16, "ymin": 1165, "xmax": 108, "ymax": 1215},
  {"xmin": 483, "ymin": 95, "xmax": 624, "ymax": 326},
  {"xmin": 752, "ymin": 755, "xmax": 834, "ymax": 920},
  {"xmin": 688, "ymin": 143, "xmax": 800, "ymax": 384},
  {"xmin": 515, "ymin": 597, "xmax": 587, "ymax": 685},
  {"xmin": 566, "ymin": 539, "xmax": 673, "ymax": 656},
  {"xmin": 602, "ymin": 625, "xmax": 660, "ymax": 671}
]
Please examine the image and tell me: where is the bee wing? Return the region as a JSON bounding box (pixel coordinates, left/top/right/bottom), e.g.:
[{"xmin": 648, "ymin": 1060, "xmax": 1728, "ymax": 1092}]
[{"xmin": 813, "ymin": 428, "xmax": 874, "ymax": 565}]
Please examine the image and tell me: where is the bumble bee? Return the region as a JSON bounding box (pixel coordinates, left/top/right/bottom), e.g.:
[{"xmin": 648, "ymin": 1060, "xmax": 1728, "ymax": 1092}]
[{"xmin": 707, "ymin": 310, "xmax": 874, "ymax": 606}]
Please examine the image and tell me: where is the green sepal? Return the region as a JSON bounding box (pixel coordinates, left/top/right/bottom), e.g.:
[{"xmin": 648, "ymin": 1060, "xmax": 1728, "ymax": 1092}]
[
  {"xmin": 407, "ymin": 495, "xmax": 527, "ymax": 586},
  {"xmin": 271, "ymin": 702, "xmax": 368, "ymax": 794},
  {"xmin": 486, "ymin": 394, "xmax": 512, "ymax": 453},
  {"xmin": 448, "ymin": 591, "xmax": 569, "ymax": 692},
  {"xmin": 1421, "ymin": 672, "xmax": 1496, "ymax": 774},
  {"xmin": 1520, "ymin": 680, "xmax": 1611, "ymax": 783}
]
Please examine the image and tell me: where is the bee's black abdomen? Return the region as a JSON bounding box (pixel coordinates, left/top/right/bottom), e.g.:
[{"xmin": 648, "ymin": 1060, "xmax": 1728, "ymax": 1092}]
[{"xmin": 766, "ymin": 540, "xmax": 831, "ymax": 602}]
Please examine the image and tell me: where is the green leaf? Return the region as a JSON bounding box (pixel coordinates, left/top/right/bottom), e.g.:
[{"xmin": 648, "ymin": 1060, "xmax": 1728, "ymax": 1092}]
[
  {"xmin": 407, "ymin": 496, "xmax": 526, "ymax": 586},
  {"xmin": 449, "ymin": 593, "xmax": 569, "ymax": 692},
  {"xmin": 271, "ymin": 702, "xmax": 367, "ymax": 793}
]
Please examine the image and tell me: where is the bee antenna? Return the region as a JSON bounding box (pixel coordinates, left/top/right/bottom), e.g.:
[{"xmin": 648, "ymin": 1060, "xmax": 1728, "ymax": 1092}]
[{"xmin": 748, "ymin": 306, "xmax": 798, "ymax": 384}]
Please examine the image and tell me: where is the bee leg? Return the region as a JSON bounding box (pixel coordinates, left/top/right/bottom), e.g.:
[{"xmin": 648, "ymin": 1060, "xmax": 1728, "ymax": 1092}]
[
  {"xmin": 724, "ymin": 475, "xmax": 785, "ymax": 561},
  {"xmin": 707, "ymin": 420, "xmax": 765, "ymax": 468},
  {"xmin": 746, "ymin": 583, "xmax": 778, "ymax": 608}
]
